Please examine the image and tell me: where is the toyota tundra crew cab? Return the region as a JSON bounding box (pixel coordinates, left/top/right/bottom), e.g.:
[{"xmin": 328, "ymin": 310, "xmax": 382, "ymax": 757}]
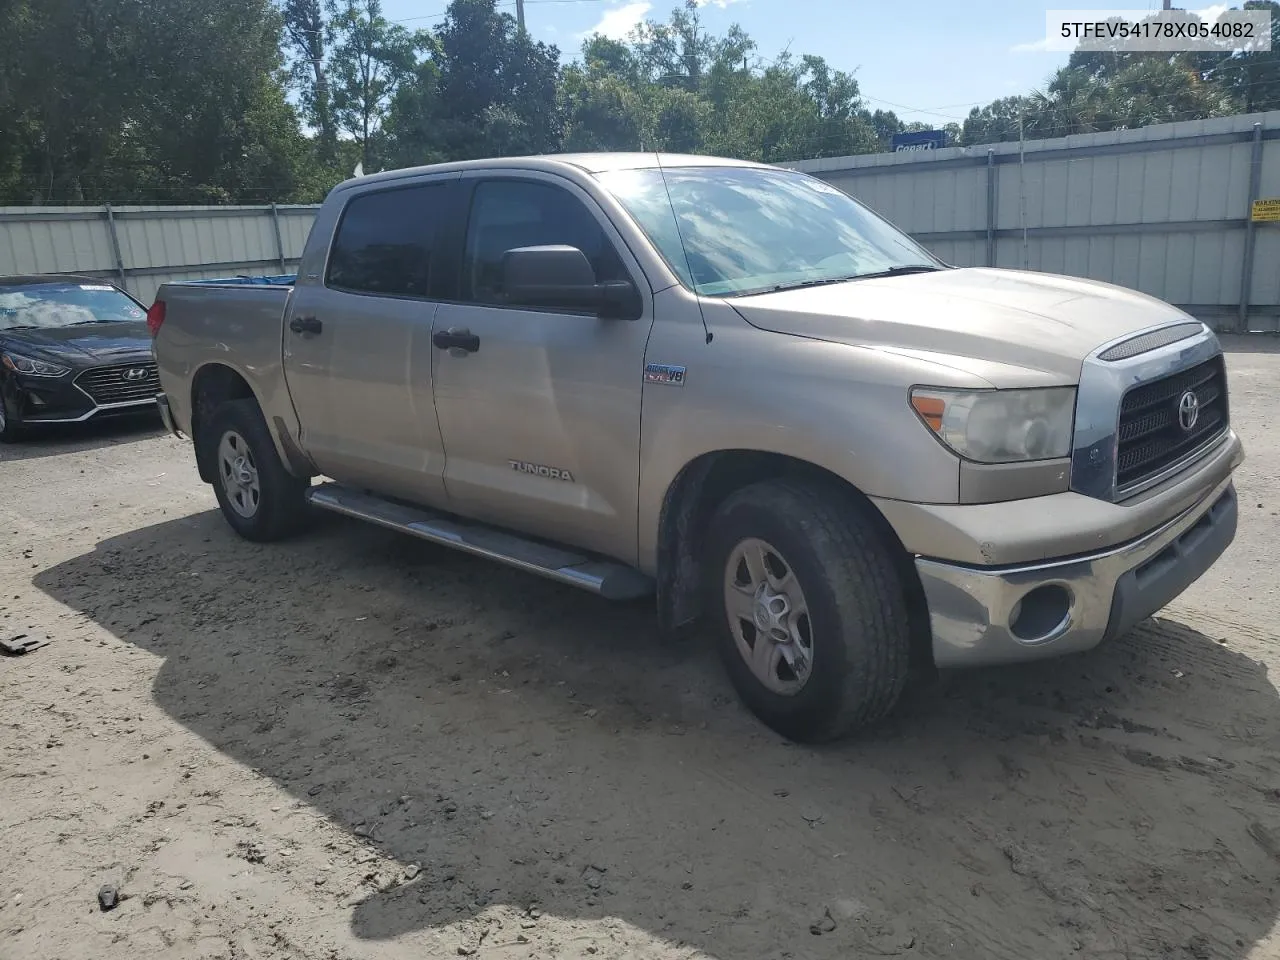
[{"xmin": 148, "ymin": 153, "xmax": 1243, "ymax": 742}]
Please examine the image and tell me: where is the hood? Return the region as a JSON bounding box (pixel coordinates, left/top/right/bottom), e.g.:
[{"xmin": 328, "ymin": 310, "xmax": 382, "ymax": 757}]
[
  {"xmin": 729, "ymin": 267, "xmax": 1195, "ymax": 383},
  {"xmin": 0, "ymin": 321, "xmax": 152, "ymax": 364}
]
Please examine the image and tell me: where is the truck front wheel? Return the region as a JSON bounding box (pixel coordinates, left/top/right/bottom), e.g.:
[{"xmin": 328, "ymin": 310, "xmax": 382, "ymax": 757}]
[
  {"xmin": 202, "ymin": 399, "xmax": 309, "ymax": 542},
  {"xmin": 704, "ymin": 479, "xmax": 912, "ymax": 742}
]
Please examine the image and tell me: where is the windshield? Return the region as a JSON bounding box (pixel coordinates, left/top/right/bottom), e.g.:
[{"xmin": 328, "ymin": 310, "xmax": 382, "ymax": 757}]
[
  {"xmin": 595, "ymin": 166, "xmax": 941, "ymax": 297},
  {"xmin": 0, "ymin": 281, "xmax": 145, "ymax": 331}
]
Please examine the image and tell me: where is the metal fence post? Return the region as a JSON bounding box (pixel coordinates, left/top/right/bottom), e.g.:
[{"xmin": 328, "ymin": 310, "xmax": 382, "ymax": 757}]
[
  {"xmin": 985, "ymin": 149, "xmax": 996, "ymax": 267},
  {"xmin": 103, "ymin": 203, "xmax": 127, "ymax": 288},
  {"xmin": 1238, "ymin": 122, "xmax": 1264, "ymax": 332},
  {"xmin": 269, "ymin": 203, "xmax": 287, "ymax": 272}
]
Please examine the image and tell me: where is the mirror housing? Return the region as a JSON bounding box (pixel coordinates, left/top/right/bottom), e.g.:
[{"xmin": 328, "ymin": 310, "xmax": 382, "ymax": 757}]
[{"xmin": 500, "ymin": 245, "xmax": 641, "ymax": 320}]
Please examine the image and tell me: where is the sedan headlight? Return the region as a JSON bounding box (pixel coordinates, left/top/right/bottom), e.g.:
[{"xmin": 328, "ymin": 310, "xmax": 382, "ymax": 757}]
[
  {"xmin": 910, "ymin": 386, "xmax": 1076, "ymax": 463},
  {"xmin": 1, "ymin": 352, "xmax": 71, "ymax": 378}
]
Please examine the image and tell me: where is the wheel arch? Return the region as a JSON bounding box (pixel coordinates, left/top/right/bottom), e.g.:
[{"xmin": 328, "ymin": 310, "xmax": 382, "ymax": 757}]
[
  {"xmin": 189, "ymin": 362, "xmax": 312, "ymax": 484},
  {"xmin": 654, "ymin": 449, "xmax": 933, "ymax": 670}
]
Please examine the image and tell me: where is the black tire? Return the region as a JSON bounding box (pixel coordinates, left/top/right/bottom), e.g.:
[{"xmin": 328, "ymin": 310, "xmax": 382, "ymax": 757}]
[
  {"xmin": 202, "ymin": 398, "xmax": 309, "ymax": 541},
  {"xmin": 0, "ymin": 382, "xmax": 27, "ymax": 443},
  {"xmin": 704, "ymin": 479, "xmax": 912, "ymax": 742}
]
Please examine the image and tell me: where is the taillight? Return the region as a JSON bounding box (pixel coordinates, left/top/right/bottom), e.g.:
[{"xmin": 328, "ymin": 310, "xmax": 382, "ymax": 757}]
[{"xmin": 146, "ymin": 300, "xmax": 166, "ymax": 337}]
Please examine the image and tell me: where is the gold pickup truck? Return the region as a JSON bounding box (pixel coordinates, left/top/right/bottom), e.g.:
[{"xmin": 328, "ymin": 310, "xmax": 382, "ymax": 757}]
[{"xmin": 149, "ymin": 153, "xmax": 1243, "ymax": 742}]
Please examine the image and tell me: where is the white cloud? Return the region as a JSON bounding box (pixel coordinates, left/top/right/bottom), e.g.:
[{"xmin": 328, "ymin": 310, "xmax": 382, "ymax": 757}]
[
  {"xmin": 1189, "ymin": 4, "xmax": 1230, "ymax": 23},
  {"xmin": 1011, "ymin": 36, "xmax": 1052, "ymax": 54},
  {"xmin": 695, "ymin": 0, "xmax": 747, "ymax": 7},
  {"xmin": 581, "ymin": 2, "xmax": 651, "ymax": 40}
]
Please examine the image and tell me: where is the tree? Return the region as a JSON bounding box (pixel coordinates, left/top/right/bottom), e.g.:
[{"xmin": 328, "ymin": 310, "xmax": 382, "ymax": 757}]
[
  {"xmin": 381, "ymin": 55, "xmax": 447, "ymax": 169},
  {"xmin": 961, "ymin": 96, "xmax": 1032, "ymax": 145},
  {"xmin": 279, "ymin": 0, "xmax": 337, "ymax": 165},
  {"xmin": 135, "ymin": 0, "xmax": 321, "ymax": 201},
  {"xmin": 1212, "ymin": 1, "xmax": 1280, "ymax": 113},
  {"xmin": 401, "ymin": 0, "xmax": 561, "ymax": 160},
  {"xmin": 560, "ymin": 68, "xmax": 645, "ymax": 152},
  {"xmin": 327, "ymin": 0, "xmax": 421, "ymax": 170},
  {"xmin": 0, "ymin": 0, "xmax": 320, "ymax": 204}
]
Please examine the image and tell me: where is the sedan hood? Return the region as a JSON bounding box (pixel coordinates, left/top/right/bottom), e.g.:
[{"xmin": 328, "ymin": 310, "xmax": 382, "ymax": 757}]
[
  {"xmin": 730, "ymin": 267, "xmax": 1195, "ymax": 383},
  {"xmin": 0, "ymin": 321, "xmax": 152, "ymax": 363}
]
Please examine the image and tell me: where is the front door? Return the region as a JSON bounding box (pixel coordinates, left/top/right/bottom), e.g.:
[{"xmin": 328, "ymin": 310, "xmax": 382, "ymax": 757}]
[
  {"xmin": 430, "ymin": 174, "xmax": 655, "ymax": 562},
  {"xmin": 283, "ymin": 175, "xmax": 458, "ymax": 504}
]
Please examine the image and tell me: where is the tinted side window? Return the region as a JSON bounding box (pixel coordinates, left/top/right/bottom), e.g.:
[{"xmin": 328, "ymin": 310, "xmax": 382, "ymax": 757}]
[
  {"xmin": 462, "ymin": 179, "xmax": 628, "ymax": 307},
  {"xmin": 326, "ymin": 182, "xmax": 448, "ymax": 297}
]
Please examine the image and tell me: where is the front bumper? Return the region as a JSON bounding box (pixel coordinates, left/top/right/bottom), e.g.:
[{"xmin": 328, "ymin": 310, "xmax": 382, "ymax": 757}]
[
  {"xmin": 918, "ymin": 476, "xmax": 1238, "ymax": 668},
  {"xmin": 4, "ymin": 362, "xmax": 160, "ymax": 425}
]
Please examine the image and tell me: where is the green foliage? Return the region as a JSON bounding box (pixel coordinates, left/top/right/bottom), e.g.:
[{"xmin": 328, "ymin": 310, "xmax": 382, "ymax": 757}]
[
  {"xmin": 327, "ymin": 0, "xmax": 421, "ymax": 168},
  {"xmin": 961, "ymin": 4, "xmax": 1280, "ymax": 145},
  {"xmin": 0, "ymin": 0, "xmax": 321, "ymax": 204},
  {"xmin": 553, "ymin": 0, "xmax": 878, "ymax": 162},
  {"xmin": 2, "ymin": 0, "xmax": 1277, "ymax": 204},
  {"xmin": 280, "ymin": 0, "xmax": 337, "ymax": 163}
]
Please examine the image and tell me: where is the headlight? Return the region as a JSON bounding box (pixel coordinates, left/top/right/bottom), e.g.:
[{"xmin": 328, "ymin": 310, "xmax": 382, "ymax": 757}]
[
  {"xmin": 1, "ymin": 352, "xmax": 70, "ymax": 378},
  {"xmin": 910, "ymin": 386, "xmax": 1076, "ymax": 463}
]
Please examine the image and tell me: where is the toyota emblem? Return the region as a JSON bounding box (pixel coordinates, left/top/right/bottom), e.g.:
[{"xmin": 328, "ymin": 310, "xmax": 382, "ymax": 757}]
[
  {"xmin": 121, "ymin": 367, "xmax": 148, "ymax": 382},
  {"xmin": 1177, "ymin": 389, "xmax": 1200, "ymax": 432}
]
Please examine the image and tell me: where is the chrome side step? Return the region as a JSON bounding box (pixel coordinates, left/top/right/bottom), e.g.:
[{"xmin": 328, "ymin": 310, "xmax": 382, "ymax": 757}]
[{"xmin": 305, "ymin": 483, "xmax": 654, "ymax": 601}]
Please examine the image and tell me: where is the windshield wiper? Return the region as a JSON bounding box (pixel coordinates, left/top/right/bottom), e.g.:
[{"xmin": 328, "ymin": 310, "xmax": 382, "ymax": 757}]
[
  {"xmin": 768, "ymin": 276, "xmax": 859, "ymax": 293},
  {"xmin": 850, "ymin": 264, "xmax": 943, "ymax": 280},
  {"xmin": 767, "ymin": 264, "xmax": 943, "ymax": 294},
  {"xmin": 68, "ymin": 320, "xmax": 107, "ymax": 325}
]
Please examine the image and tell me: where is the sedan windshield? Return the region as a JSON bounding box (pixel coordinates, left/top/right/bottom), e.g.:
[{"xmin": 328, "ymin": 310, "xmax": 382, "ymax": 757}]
[
  {"xmin": 0, "ymin": 281, "xmax": 145, "ymax": 331},
  {"xmin": 595, "ymin": 166, "xmax": 941, "ymax": 297}
]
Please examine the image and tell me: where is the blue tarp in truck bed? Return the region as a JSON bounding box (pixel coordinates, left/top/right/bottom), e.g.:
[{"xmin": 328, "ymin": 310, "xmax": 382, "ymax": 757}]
[{"xmin": 186, "ymin": 274, "xmax": 296, "ymax": 286}]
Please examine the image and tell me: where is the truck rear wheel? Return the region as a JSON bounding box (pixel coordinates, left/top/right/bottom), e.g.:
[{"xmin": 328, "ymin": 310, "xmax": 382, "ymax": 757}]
[
  {"xmin": 203, "ymin": 399, "xmax": 309, "ymax": 542},
  {"xmin": 704, "ymin": 479, "xmax": 911, "ymax": 742}
]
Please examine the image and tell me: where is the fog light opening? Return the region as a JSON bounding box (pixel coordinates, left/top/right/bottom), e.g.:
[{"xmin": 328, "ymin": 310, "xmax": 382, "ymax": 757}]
[{"xmin": 1009, "ymin": 584, "xmax": 1073, "ymax": 643}]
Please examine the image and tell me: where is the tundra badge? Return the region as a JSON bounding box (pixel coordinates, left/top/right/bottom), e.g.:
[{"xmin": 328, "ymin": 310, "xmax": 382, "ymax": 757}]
[{"xmin": 509, "ymin": 460, "xmax": 575, "ymax": 482}]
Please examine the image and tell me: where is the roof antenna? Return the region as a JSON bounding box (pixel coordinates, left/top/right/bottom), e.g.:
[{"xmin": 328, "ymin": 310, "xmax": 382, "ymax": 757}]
[{"xmin": 653, "ymin": 150, "xmax": 713, "ymax": 345}]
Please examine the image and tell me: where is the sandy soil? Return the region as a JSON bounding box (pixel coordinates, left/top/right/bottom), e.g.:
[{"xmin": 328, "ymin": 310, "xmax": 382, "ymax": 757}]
[{"xmin": 2, "ymin": 338, "xmax": 1280, "ymax": 960}]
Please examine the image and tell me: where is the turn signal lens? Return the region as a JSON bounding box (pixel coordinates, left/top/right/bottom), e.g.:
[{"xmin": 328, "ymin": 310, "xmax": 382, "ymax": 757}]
[{"xmin": 909, "ymin": 394, "xmax": 945, "ymax": 432}]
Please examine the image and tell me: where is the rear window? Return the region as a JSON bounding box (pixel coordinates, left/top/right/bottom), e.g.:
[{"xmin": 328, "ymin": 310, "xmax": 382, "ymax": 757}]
[
  {"xmin": 0, "ymin": 282, "xmax": 144, "ymax": 331},
  {"xmin": 326, "ymin": 182, "xmax": 450, "ymax": 298}
]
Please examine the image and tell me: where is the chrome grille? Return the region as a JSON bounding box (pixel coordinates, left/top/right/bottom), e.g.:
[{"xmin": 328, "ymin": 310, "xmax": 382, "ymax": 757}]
[
  {"xmin": 75, "ymin": 361, "xmax": 160, "ymax": 406},
  {"xmin": 1115, "ymin": 355, "xmax": 1227, "ymax": 494}
]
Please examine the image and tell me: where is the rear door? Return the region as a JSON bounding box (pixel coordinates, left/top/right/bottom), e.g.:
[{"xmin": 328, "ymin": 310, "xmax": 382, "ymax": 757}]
[
  {"xmin": 283, "ymin": 173, "xmax": 459, "ymax": 504},
  {"xmin": 429, "ymin": 173, "xmax": 655, "ymax": 561}
]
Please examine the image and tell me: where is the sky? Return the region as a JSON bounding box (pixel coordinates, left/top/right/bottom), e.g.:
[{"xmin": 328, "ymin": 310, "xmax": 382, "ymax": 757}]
[{"xmin": 377, "ymin": 0, "xmax": 1192, "ymax": 126}]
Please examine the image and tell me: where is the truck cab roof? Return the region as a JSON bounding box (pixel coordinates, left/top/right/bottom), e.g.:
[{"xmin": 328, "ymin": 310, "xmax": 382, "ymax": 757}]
[{"xmin": 341, "ymin": 152, "xmax": 770, "ymax": 191}]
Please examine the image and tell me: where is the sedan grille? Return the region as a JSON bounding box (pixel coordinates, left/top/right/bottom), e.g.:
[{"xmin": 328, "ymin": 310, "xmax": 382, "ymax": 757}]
[
  {"xmin": 75, "ymin": 361, "xmax": 160, "ymax": 406},
  {"xmin": 1115, "ymin": 355, "xmax": 1227, "ymax": 494}
]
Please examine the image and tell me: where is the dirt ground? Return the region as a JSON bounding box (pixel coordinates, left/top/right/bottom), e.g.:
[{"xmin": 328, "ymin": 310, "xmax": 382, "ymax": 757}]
[{"xmin": 2, "ymin": 338, "xmax": 1280, "ymax": 960}]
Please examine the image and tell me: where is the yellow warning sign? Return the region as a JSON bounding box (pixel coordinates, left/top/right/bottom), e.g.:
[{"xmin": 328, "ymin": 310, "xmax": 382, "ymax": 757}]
[{"xmin": 1253, "ymin": 198, "xmax": 1280, "ymax": 222}]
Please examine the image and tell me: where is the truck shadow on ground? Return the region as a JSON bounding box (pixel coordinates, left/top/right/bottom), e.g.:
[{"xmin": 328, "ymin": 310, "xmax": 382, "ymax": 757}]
[
  {"xmin": 0, "ymin": 412, "xmax": 164, "ymax": 463},
  {"xmin": 34, "ymin": 509, "xmax": 1280, "ymax": 960}
]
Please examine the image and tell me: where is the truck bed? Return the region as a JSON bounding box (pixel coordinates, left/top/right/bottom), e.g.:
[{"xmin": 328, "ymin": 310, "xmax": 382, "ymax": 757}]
[{"xmin": 152, "ymin": 277, "xmax": 297, "ymax": 440}]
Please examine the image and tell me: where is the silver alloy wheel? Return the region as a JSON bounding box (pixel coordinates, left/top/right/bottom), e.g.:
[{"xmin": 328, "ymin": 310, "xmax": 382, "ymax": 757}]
[
  {"xmin": 0, "ymin": 401, "xmax": 6, "ymax": 433},
  {"xmin": 723, "ymin": 537, "xmax": 815, "ymax": 695},
  {"xmin": 217, "ymin": 429, "xmax": 261, "ymax": 519}
]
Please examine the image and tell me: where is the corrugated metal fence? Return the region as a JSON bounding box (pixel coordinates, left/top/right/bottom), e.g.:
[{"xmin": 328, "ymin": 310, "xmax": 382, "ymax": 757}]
[
  {"xmin": 784, "ymin": 110, "xmax": 1280, "ymax": 332},
  {"xmin": 0, "ymin": 203, "xmax": 320, "ymax": 304},
  {"xmin": 2, "ymin": 109, "xmax": 1279, "ymax": 329}
]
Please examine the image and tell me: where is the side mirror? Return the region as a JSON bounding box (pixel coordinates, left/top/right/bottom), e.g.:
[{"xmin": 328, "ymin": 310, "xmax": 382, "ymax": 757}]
[{"xmin": 500, "ymin": 245, "xmax": 641, "ymax": 320}]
